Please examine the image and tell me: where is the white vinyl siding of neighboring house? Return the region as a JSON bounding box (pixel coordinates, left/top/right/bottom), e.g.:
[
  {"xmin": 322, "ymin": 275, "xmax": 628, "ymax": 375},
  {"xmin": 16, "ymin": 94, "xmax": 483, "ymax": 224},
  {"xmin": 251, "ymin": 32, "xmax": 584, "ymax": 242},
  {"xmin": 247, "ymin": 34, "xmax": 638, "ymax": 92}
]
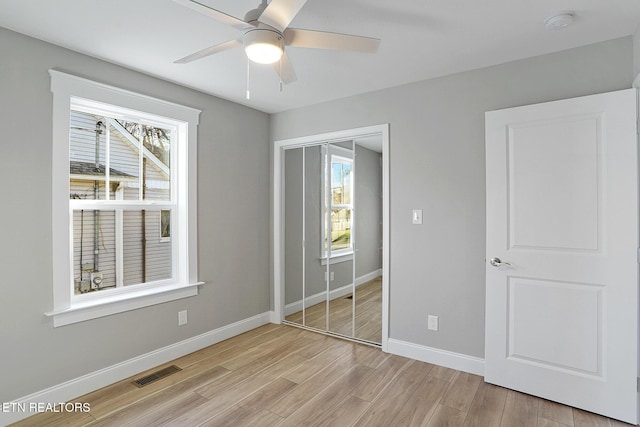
[
  {"xmin": 71, "ymin": 180, "xmax": 117, "ymax": 288},
  {"xmin": 122, "ymin": 188, "xmax": 172, "ymax": 286},
  {"xmin": 69, "ymin": 110, "xmax": 172, "ymax": 292}
]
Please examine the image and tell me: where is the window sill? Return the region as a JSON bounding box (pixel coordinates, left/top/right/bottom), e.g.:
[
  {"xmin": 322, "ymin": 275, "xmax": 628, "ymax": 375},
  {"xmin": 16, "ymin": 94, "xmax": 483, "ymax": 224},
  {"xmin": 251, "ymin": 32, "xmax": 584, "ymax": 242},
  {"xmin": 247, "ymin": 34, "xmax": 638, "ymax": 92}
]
[
  {"xmin": 45, "ymin": 282, "xmax": 203, "ymax": 327},
  {"xmin": 320, "ymin": 252, "xmax": 354, "ymax": 265}
]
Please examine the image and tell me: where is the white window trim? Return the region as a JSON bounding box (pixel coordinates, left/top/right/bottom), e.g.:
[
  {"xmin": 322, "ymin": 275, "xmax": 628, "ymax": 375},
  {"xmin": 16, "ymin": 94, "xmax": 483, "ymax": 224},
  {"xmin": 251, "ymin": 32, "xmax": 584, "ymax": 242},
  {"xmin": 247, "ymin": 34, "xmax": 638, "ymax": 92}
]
[
  {"xmin": 319, "ymin": 252, "xmax": 353, "ymax": 266},
  {"xmin": 47, "ymin": 70, "xmax": 202, "ymax": 327},
  {"xmin": 320, "ymin": 144, "xmax": 354, "ymax": 260}
]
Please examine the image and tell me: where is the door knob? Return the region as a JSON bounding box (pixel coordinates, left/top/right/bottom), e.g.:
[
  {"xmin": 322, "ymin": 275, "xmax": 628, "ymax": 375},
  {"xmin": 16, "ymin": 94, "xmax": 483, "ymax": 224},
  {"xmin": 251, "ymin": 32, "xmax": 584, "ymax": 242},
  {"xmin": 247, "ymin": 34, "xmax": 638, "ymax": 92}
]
[{"xmin": 490, "ymin": 257, "xmax": 510, "ymax": 267}]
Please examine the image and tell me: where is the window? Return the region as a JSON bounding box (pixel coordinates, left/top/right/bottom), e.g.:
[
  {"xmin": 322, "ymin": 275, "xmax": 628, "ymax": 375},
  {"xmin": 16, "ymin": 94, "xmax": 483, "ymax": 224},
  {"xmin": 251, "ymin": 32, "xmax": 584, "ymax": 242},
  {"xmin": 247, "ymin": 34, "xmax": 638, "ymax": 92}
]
[
  {"xmin": 321, "ymin": 145, "xmax": 354, "ymax": 259},
  {"xmin": 49, "ymin": 70, "xmax": 201, "ymax": 327},
  {"xmin": 160, "ymin": 210, "xmax": 171, "ymax": 241}
]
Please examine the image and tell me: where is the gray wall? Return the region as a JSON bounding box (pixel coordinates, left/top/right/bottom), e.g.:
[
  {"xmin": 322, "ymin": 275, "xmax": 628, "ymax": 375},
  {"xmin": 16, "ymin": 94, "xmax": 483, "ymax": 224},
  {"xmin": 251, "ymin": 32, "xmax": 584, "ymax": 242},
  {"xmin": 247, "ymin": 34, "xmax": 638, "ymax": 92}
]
[
  {"xmin": 272, "ymin": 37, "xmax": 634, "ymax": 358},
  {"xmin": 0, "ymin": 27, "xmax": 270, "ymax": 401}
]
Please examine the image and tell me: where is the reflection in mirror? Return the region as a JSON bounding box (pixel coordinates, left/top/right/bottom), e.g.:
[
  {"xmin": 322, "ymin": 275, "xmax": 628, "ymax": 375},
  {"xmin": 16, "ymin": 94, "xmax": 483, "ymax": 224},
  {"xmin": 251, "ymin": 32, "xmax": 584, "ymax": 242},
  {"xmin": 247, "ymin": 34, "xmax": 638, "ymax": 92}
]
[
  {"xmin": 283, "ymin": 135, "xmax": 383, "ymax": 345},
  {"xmin": 326, "ymin": 141, "xmax": 355, "ymax": 337},
  {"xmin": 284, "ymin": 145, "xmax": 328, "ymax": 330},
  {"xmin": 303, "ymin": 145, "xmax": 326, "ymax": 331},
  {"xmin": 352, "ymin": 140, "xmax": 383, "ymax": 343},
  {"xmin": 283, "ymin": 147, "xmax": 304, "ymax": 327}
]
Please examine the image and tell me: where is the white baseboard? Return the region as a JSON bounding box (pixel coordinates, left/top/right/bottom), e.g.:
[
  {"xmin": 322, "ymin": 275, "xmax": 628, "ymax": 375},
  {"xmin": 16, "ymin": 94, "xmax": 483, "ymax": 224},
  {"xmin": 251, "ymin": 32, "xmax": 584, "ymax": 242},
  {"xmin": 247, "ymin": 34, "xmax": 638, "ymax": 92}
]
[
  {"xmin": 283, "ymin": 269, "xmax": 382, "ymax": 316},
  {"xmin": 269, "ymin": 310, "xmax": 280, "ymax": 324},
  {"xmin": 356, "ymin": 269, "xmax": 382, "ymax": 286},
  {"xmin": 0, "ymin": 312, "xmax": 271, "ymax": 427},
  {"xmin": 387, "ymin": 338, "xmax": 485, "ymax": 376},
  {"xmin": 284, "ymin": 288, "xmax": 346, "ymax": 316}
]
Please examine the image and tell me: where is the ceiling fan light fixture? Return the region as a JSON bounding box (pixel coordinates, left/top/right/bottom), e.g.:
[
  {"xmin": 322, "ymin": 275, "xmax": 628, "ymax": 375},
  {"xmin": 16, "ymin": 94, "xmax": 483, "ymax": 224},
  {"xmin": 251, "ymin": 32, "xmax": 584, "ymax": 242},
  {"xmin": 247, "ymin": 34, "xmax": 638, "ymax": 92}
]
[{"xmin": 244, "ymin": 29, "xmax": 284, "ymax": 64}]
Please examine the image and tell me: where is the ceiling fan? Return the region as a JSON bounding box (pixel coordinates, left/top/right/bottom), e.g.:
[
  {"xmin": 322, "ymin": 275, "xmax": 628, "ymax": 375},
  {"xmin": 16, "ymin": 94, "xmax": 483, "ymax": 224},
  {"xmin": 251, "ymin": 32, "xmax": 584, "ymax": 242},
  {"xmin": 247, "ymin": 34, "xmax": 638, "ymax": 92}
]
[{"xmin": 173, "ymin": 0, "xmax": 381, "ymax": 85}]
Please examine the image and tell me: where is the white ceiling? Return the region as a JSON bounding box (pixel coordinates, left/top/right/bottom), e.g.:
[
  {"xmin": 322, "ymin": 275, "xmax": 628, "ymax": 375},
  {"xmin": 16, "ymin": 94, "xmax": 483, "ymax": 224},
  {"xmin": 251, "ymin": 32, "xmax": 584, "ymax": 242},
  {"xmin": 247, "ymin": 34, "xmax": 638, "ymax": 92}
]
[{"xmin": 1, "ymin": 1, "xmax": 639, "ymax": 113}]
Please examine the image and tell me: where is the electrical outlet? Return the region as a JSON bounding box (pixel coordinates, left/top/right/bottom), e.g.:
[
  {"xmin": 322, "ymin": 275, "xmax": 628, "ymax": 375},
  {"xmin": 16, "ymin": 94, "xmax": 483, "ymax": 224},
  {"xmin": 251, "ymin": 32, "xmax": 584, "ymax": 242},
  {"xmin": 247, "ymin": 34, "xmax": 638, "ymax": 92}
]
[
  {"xmin": 178, "ymin": 310, "xmax": 188, "ymax": 326},
  {"xmin": 324, "ymin": 272, "xmax": 335, "ymax": 281},
  {"xmin": 428, "ymin": 315, "xmax": 439, "ymax": 331}
]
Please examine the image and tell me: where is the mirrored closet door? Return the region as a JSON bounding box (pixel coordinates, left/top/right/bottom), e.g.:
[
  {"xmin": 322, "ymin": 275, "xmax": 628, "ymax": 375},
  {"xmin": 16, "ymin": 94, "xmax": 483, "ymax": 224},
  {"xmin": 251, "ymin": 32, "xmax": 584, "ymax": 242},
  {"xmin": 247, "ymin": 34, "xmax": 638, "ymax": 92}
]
[{"xmin": 283, "ymin": 137, "xmax": 382, "ymax": 345}]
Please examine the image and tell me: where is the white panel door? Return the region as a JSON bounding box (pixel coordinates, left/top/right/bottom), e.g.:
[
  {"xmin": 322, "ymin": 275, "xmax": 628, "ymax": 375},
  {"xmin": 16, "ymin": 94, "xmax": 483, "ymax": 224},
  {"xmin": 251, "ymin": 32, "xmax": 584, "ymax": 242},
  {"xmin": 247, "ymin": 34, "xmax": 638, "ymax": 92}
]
[{"xmin": 485, "ymin": 89, "xmax": 638, "ymax": 423}]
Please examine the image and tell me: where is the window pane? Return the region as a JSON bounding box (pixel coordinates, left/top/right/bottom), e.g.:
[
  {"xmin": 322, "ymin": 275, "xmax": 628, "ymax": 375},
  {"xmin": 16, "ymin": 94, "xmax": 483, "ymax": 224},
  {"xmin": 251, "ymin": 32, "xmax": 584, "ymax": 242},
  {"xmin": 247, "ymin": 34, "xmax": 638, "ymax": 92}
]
[
  {"xmin": 117, "ymin": 121, "xmax": 172, "ymax": 202},
  {"xmin": 69, "ymin": 110, "xmax": 172, "ymax": 203},
  {"xmin": 331, "ymin": 208, "xmax": 351, "ymax": 251},
  {"xmin": 72, "ymin": 209, "xmax": 116, "ymax": 294},
  {"xmin": 69, "ymin": 110, "xmax": 108, "ymax": 199},
  {"xmin": 331, "ymin": 159, "xmax": 351, "ymax": 205},
  {"xmin": 72, "ymin": 209, "xmax": 173, "ymax": 294},
  {"xmin": 123, "ymin": 209, "xmax": 173, "ymax": 286},
  {"xmin": 108, "ymin": 121, "xmax": 141, "ymax": 200}
]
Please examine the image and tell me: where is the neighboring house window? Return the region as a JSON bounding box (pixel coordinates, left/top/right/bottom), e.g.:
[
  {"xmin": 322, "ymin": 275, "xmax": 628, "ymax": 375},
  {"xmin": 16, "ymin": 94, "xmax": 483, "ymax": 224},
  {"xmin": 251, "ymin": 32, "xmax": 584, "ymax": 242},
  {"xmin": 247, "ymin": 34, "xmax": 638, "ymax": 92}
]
[
  {"xmin": 160, "ymin": 210, "xmax": 171, "ymax": 241},
  {"xmin": 321, "ymin": 145, "xmax": 354, "ymax": 259},
  {"xmin": 49, "ymin": 70, "xmax": 201, "ymax": 327}
]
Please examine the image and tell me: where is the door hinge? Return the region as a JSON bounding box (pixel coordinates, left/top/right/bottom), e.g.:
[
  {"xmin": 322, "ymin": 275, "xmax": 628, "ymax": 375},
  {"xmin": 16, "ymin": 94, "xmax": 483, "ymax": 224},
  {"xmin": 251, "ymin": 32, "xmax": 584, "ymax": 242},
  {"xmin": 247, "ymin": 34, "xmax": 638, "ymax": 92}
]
[
  {"xmin": 637, "ymin": 248, "xmax": 640, "ymax": 263},
  {"xmin": 637, "ymin": 377, "xmax": 639, "ymax": 392}
]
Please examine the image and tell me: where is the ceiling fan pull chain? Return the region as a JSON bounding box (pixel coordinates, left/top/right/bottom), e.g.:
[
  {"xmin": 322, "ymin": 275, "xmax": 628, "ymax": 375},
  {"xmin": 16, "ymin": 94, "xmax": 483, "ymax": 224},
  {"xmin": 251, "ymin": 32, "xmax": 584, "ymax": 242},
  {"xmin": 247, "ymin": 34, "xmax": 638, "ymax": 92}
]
[
  {"xmin": 246, "ymin": 58, "xmax": 251, "ymax": 100},
  {"xmin": 279, "ymin": 58, "xmax": 283, "ymax": 92}
]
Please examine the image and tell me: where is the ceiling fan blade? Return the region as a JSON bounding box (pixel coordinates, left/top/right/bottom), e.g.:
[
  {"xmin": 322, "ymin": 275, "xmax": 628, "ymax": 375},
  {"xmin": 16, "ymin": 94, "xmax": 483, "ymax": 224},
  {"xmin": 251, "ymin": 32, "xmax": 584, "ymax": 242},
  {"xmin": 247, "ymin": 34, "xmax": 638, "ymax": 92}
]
[
  {"xmin": 173, "ymin": 0, "xmax": 254, "ymax": 30},
  {"xmin": 273, "ymin": 51, "xmax": 297, "ymax": 84},
  {"xmin": 174, "ymin": 39, "xmax": 242, "ymax": 64},
  {"xmin": 258, "ymin": 0, "xmax": 307, "ymax": 32},
  {"xmin": 284, "ymin": 28, "xmax": 380, "ymax": 53}
]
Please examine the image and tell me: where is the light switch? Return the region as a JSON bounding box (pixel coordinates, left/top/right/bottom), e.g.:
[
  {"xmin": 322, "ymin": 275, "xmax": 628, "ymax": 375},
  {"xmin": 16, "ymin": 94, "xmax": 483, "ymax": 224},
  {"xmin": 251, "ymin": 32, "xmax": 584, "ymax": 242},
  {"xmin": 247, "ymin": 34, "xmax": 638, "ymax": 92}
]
[{"xmin": 412, "ymin": 209, "xmax": 423, "ymax": 225}]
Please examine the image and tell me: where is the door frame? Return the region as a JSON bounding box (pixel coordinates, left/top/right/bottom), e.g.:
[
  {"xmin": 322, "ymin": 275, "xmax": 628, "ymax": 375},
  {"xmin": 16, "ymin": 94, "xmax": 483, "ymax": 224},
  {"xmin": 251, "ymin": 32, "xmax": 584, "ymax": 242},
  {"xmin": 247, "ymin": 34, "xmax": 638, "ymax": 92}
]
[{"xmin": 273, "ymin": 124, "xmax": 390, "ymax": 351}]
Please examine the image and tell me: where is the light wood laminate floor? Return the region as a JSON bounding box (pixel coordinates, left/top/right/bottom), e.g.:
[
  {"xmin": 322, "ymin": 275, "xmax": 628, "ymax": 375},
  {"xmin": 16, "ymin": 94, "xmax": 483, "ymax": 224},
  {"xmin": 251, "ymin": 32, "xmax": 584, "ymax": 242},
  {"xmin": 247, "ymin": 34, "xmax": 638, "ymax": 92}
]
[
  {"xmin": 285, "ymin": 277, "xmax": 382, "ymax": 344},
  {"xmin": 11, "ymin": 324, "xmax": 632, "ymax": 427}
]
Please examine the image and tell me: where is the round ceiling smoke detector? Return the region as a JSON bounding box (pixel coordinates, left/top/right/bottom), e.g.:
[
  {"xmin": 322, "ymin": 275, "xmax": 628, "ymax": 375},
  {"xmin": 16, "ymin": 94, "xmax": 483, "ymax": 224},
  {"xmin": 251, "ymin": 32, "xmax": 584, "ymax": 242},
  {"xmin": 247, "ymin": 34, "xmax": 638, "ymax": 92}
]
[{"xmin": 544, "ymin": 13, "xmax": 574, "ymax": 30}]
